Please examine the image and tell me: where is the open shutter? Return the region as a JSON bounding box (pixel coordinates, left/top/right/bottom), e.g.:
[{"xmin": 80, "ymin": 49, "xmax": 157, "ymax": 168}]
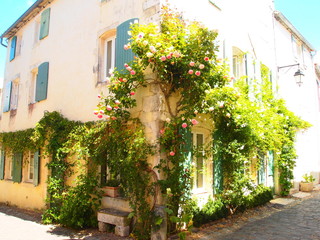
[
  {"xmin": 35, "ymin": 62, "xmax": 49, "ymax": 102},
  {"xmin": 115, "ymin": 18, "xmax": 139, "ymax": 72},
  {"xmin": 10, "ymin": 36, "xmax": 17, "ymax": 61},
  {"xmin": 12, "ymin": 152, "xmax": 23, "ymax": 183},
  {"xmin": 213, "ymin": 131, "xmax": 223, "ymax": 194},
  {"xmin": 33, "ymin": 150, "xmax": 40, "ymax": 186},
  {"xmin": 3, "ymin": 81, "xmax": 12, "ymax": 112},
  {"xmin": 39, "ymin": 8, "xmax": 51, "ymax": 40},
  {"xmin": 0, "ymin": 150, "xmax": 5, "ymax": 180}
]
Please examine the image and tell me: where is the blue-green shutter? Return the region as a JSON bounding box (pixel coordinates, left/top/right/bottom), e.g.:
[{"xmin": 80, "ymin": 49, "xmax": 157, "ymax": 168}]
[
  {"xmin": 33, "ymin": 150, "xmax": 40, "ymax": 186},
  {"xmin": 0, "ymin": 150, "xmax": 5, "ymax": 180},
  {"xmin": 39, "ymin": 8, "xmax": 50, "ymax": 40},
  {"xmin": 3, "ymin": 81, "xmax": 12, "ymax": 112},
  {"xmin": 213, "ymin": 131, "xmax": 223, "ymax": 194},
  {"xmin": 115, "ymin": 18, "xmax": 139, "ymax": 72},
  {"xmin": 12, "ymin": 152, "xmax": 23, "ymax": 183},
  {"xmin": 35, "ymin": 62, "xmax": 49, "ymax": 102},
  {"xmin": 10, "ymin": 36, "xmax": 17, "ymax": 61}
]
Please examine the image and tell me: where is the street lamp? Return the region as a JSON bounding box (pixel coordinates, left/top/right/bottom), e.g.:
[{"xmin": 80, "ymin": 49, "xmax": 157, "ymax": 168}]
[{"xmin": 278, "ymin": 63, "xmax": 304, "ymax": 87}]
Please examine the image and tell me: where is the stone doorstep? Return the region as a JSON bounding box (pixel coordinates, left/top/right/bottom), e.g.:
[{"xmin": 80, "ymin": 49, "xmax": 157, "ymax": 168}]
[{"xmin": 97, "ymin": 208, "xmax": 131, "ymax": 227}]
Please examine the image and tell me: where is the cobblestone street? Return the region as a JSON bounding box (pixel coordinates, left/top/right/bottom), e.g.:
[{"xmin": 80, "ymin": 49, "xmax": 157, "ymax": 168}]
[
  {"xmin": 1, "ymin": 191, "xmax": 320, "ymax": 240},
  {"xmin": 188, "ymin": 190, "xmax": 320, "ymax": 240}
]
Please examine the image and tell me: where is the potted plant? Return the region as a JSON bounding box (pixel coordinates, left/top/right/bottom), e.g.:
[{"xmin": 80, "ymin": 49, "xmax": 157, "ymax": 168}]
[
  {"xmin": 102, "ymin": 179, "xmax": 121, "ymax": 198},
  {"xmin": 300, "ymin": 174, "xmax": 315, "ymax": 192}
]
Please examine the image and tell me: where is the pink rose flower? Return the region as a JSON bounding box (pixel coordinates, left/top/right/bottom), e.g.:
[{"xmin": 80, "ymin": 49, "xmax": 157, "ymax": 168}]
[
  {"xmin": 182, "ymin": 123, "xmax": 188, "ymax": 128},
  {"xmin": 160, "ymin": 129, "xmax": 165, "ymax": 135},
  {"xmin": 209, "ymin": 107, "xmax": 214, "ymax": 112},
  {"xmin": 169, "ymin": 151, "xmax": 175, "ymax": 156},
  {"xmin": 189, "ymin": 61, "xmax": 195, "ymax": 67},
  {"xmin": 195, "ymin": 71, "xmax": 201, "ymax": 76},
  {"xmin": 130, "ymin": 70, "xmax": 136, "ymax": 75},
  {"xmin": 160, "ymin": 56, "xmax": 167, "ymax": 61},
  {"xmin": 93, "ymin": 110, "xmax": 99, "ymax": 115},
  {"xmin": 105, "ymin": 115, "xmax": 110, "ymax": 120},
  {"xmin": 100, "ymin": 110, "xmax": 105, "ymax": 114},
  {"xmin": 98, "ymin": 94, "xmax": 101, "ymax": 98},
  {"xmin": 106, "ymin": 105, "xmax": 112, "ymax": 111},
  {"xmin": 111, "ymin": 116, "xmax": 117, "ymax": 120},
  {"xmin": 124, "ymin": 44, "xmax": 129, "ymax": 50},
  {"xmin": 124, "ymin": 63, "xmax": 129, "ymax": 68},
  {"xmin": 115, "ymin": 100, "xmax": 121, "ymax": 105},
  {"xmin": 130, "ymin": 91, "xmax": 135, "ymax": 96},
  {"xmin": 194, "ymin": 110, "xmax": 198, "ymax": 114},
  {"xmin": 199, "ymin": 64, "xmax": 205, "ymax": 69},
  {"xmin": 122, "ymin": 78, "xmax": 128, "ymax": 83},
  {"xmin": 167, "ymin": 54, "xmax": 172, "ymax": 59},
  {"xmin": 97, "ymin": 114, "xmax": 103, "ymax": 119},
  {"xmin": 114, "ymin": 106, "xmax": 119, "ymax": 110},
  {"xmin": 188, "ymin": 69, "xmax": 194, "ymax": 75},
  {"xmin": 204, "ymin": 57, "xmax": 209, "ymax": 61},
  {"xmin": 191, "ymin": 119, "xmax": 198, "ymax": 125}
]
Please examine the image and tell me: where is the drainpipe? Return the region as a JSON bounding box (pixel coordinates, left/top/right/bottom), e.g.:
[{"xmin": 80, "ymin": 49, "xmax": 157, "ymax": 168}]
[{"xmin": 0, "ymin": 38, "xmax": 7, "ymax": 47}]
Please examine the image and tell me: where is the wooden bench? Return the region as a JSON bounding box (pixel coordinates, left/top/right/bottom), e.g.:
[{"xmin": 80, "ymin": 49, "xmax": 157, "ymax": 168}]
[{"xmin": 97, "ymin": 208, "xmax": 131, "ymax": 237}]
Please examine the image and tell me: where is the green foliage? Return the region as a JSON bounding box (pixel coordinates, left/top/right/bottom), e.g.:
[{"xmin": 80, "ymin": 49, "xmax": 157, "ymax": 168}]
[
  {"xmin": 192, "ymin": 185, "xmax": 272, "ymax": 227},
  {"xmin": 0, "ymin": 128, "xmax": 36, "ymax": 153},
  {"xmin": 302, "ymin": 173, "xmax": 315, "ymax": 183},
  {"xmin": 59, "ymin": 172, "xmax": 101, "ymax": 229}
]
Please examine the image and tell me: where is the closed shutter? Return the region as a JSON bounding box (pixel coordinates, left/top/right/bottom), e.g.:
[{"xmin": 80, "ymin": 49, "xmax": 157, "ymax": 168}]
[
  {"xmin": 180, "ymin": 127, "xmax": 192, "ymax": 165},
  {"xmin": 213, "ymin": 131, "xmax": 223, "ymax": 194},
  {"xmin": 12, "ymin": 152, "xmax": 23, "ymax": 183},
  {"xmin": 3, "ymin": 81, "xmax": 12, "ymax": 112},
  {"xmin": 10, "ymin": 36, "xmax": 17, "ymax": 61},
  {"xmin": 0, "ymin": 150, "xmax": 5, "ymax": 180},
  {"xmin": 35, "ymin": 62, "xmax": 49, "ymax": 102},
  {"xmin": 33, "ymin": 150, "xmax": 40, "ymax": 186},
  {"xmin": 39, "ymin": 8, "xmax": 51, "ymax": 40},
  {"xmin": 115, "ymin": 18, "xmax": 139, "ymax": 72}
]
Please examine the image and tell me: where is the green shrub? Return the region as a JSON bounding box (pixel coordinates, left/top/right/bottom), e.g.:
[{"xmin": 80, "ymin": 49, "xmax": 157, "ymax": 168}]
[{"xmin": 192, "ymin": 185, "xmax": 273, "ymax": 227}]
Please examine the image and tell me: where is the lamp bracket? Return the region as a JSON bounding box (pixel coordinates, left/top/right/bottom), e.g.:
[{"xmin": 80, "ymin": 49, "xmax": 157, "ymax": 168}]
[{"xmin": 278, "ymin": 63, "xmax": 300, "ymax": 71}]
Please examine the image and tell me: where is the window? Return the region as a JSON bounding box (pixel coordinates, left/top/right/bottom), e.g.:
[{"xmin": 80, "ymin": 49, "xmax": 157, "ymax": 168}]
[
  {"xmin": 9, "ymin": 36, "xmax": 17, "ymax": 61},
  {"xmin": 10, "ymin": 79, "xmax": 19, "ymax": 110},
  {"xmin": 292, "ymin": 35, "xmax": 302, "ymax": 61},
  {"xmin": 103, "ymin": 36, "xmax": 116, "ymax": 80},
  {"xmin": 232, "ymin": 47, "xmax": 245, "ymax": 80},
  {"xmin": 28, "ymin": 152, "xmax": 35, "ymax": 181},
  {"xmin": 192, "ymin": 133, "xmax": 205, "ymax": 190},
  {"xmin": 39, "ymin": 8, "xmax": 50, "ymax": 40},
  {"xmin": 12, "ymin": 153, "xmax": 23, "ymax": 183},
  {"xmin": 99, "ymin": 18, "xmax": 138, "ymax": 82},
  {"xmin": 7, "ymin": 154, "xmax": 13, "ymax": 180}
]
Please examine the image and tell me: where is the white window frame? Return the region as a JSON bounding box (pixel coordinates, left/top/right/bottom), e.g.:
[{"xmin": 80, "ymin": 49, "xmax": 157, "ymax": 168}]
[
  {"xmin": 29, "ymin": 68, "xmax": 38, "ymax": 104},
  {"xmin": 10, "ymin": 79, "xmax": 19, "ymax": 110},
  {"xmin": 27, "ymin": 151, "xmax": 35, "ymax": 182},
  {"xmin": 191, "ymin": 132, "xmax": 206, "ymax": 193},
  {"xmin": 103, "ymin": 36, "xmax": 116, "ymax": 81}
]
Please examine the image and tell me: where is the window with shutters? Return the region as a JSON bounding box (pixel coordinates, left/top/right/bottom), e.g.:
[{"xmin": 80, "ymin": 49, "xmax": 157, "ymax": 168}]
[
  {"xmin": 9, "ymin": 36, "xmax": 17, "ymax": 61},
  {"xmin": 39, "ymin": 8, "xmax": 50, "ymax": 40},
  {"xmin": 98, "ymin": 19, "xmax": 138, "ymax": 83},
  {"xmin": 10, "ymin": 79, "xmax": 19, "ymax": 110},
  {"xmin": 12, "ymin": 153, "xmax": 23, "ymax": 183}
]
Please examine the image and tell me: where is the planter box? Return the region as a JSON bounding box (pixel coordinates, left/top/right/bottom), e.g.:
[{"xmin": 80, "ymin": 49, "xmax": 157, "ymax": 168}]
[
  {"xmin": 300, "ymin": 182, "xmax": 313, "ymax": 192},
  {"xmin": 102, "ymin": 186, "xmax": 120, "ymax": 198}
]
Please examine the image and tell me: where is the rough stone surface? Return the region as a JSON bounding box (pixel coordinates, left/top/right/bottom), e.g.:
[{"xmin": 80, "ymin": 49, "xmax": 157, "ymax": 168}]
[
  {"xmin": 98, "ymin": 221, "xmax": 107, "ymax": 232},
  {"xmin": 97, "ymin": 208, "xmax": 130, "ymax": 227},
  {"xmin": 115, "ymin": 226, "xmax": 130, "ymax": 237}
]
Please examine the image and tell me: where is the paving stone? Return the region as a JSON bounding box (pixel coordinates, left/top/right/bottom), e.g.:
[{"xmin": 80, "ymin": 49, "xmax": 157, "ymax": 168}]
[
  {"xmin": 188, "ymin": 191, "xmax": 320, "ymax": 240},
  {"xmin": 292, "ymin": 192, "xmax": 312, "ymax": 198}
]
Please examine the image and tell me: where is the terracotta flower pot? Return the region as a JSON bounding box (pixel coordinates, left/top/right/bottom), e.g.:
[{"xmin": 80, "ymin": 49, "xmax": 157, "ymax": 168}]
[
  {"xmin": 300, "ymin": 182, "xmax": 313, "ymax": 192},
  {"xmin": 103, "ymin": 186, "xmax": 120, "ymax": 197}
]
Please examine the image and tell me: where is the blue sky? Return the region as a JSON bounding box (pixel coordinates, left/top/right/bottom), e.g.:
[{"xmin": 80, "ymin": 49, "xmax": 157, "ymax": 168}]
[{"xmin": 0, "ymin": 0, "xmax": 319, "ymax": 86}]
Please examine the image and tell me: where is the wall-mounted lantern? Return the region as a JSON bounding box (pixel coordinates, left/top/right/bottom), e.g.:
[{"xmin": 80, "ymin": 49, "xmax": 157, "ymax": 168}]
[{"xmin": 278, "ymin": 63, "xmax": 304, "ymax": 87}]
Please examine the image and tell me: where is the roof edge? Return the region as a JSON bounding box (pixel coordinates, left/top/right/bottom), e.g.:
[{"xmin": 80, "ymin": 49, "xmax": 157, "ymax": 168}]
[
  {"xmin": 274, "ymin": 11, "xmax": 315, "ymax": 52},
  {"xmin": 1, "ymin": 0, "xmax": 54, "ymax": 39}
]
